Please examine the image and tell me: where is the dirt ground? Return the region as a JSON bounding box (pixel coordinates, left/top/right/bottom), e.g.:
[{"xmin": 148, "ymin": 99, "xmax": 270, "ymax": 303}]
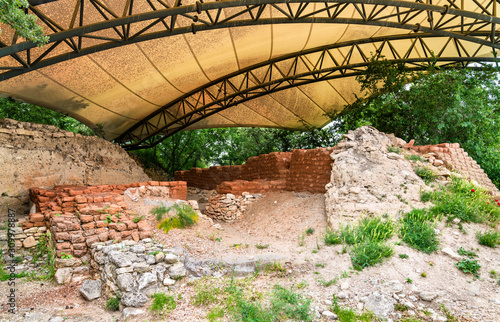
[{"xmin": 1, "ymin": 190, "xmax": 499, "ymax": 322}]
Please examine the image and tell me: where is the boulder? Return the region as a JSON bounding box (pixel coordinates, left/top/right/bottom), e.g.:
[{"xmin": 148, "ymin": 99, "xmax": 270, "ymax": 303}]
[{"xmin": 54, "ymin": 268, "xmax": 73, "ymax": 285}]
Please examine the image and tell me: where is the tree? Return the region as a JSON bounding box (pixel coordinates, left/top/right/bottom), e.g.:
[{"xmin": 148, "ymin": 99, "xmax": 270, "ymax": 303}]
[
  {"xmin": 0, "ymin": 97, "xmax": 95, "ymax": 135},
  {"xmin": 0, "ymin": 0, "xmax": 48, "ymax": 45},
  {"xmin": 332, "ymin": 55, "xmax": 500, "ymax": 188}
]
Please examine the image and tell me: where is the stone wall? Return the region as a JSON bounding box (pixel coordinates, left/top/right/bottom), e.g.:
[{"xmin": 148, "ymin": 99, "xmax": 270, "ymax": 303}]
[
  {"xmin": 175, "ymin": 149, "xmax": 333, "ymax": 195},
  {"xmin": 0, "ymin": 118, "xmax": 150, "ymax": 221},
  {"xmin": 204, "ymin": 192, "xmax": 262, "ymax": 222}
]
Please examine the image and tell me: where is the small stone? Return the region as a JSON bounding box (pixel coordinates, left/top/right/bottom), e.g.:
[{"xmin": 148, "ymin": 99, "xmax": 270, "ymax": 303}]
[
  {"xmin": 322, "ymin": 299, "xmax": 333, "ymax": 306},
  {"xmin": 130, "ymin": 245, "xmax": 146, "ymax": 253},
  {"xmin": 55, "ymin": 268, "xmax": 73, "ymax": 285},
  {"xmin": 79, "ymin": 279, "xmax": 102, "ymax": 301},
  {"xmin": 121, "ymin": 292, "xmax": 148, "ymax": 307},
  {"xmin": 116, "ymin": 266, "xmax": 133, "ymax": 274},
  {"xmin": 364, "ymin": 293, "xmax": 396, "ymax": 319},
  {"xmin": 163, "ymin": 277, "xmax": 176, "ymax": 286},
  {"xmin": 155, "ymin": 252, "xmax": 165, "ymax": 262},
  {"xmin": 164, "ymin": 254, "xmax": 178, "ymax": 264},
  {"xmin": 381, "ymin": 280, "xmax": 403, "ymax": 293},
  {"xmin": 340, "ymin": 281, "xmax": 350, "ymax": 290},
  {"xmin": 419, "ymin": 291, "xmax": 439, "ymax": 302},
  {"xmin": 213, "ymin": 223, "xmax": 223, "ymax": 230},
  {"xmin": 169, "ymin": 262, "xmax": 187, "ymax": 280},
  {"xmin": 108, "ymin": 251, "xmax": 136, "ymax": 267},
  {"xmin": 122, "ymin": 308, "xmax": 145, "ymax": 319},
  {"xmin": 441, "ymin": 248, "xmax": 461, "ymax": 261},
  {"xmin": 133, "ymin": 262, "xmax": 151, "ymax": 273},
  {"xmin": 322, "ymin": 310, "xmax": 337, "ymax": 320},
  {"xmin": 145, "ymin": 255, "xmax": 156, "ymax": 265},
  {"xmin": 22, "ymin": 236, "xmax": 37, "ymax": 248}
]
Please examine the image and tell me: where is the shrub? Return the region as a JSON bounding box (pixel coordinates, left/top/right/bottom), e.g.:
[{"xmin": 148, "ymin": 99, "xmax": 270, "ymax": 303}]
[
  {"xmin": 349, "ymin": 240, "xmax": 394, "ymax": 271},
  {"xmin": 476, "ymin": 230, "xmax": 500, "ymax": 248},
  {"xmin": 150, "ymin": 205, "xmax": 168, "ymax": 221},
  {"xmin": 156, "ymin": 203, "xmax": 199, "ymax": 233},
  {"xmin": 400, "ymin": 209, "xmax": 439, "ymax": 254}
]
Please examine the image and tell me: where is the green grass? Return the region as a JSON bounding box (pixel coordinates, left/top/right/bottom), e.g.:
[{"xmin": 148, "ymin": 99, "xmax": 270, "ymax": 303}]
[
  {"xmin": 387, "ymin": 146, "xmax": 402, "ymax": 154},
  {"xmin": 350, "ymin": 241, "xmax": 394, "ymax": 271},
  {"xmin": 150, "ymin": 292, "xmax": 176, "ymax": 314},
  {"xmin": 455, "ymin": 259, "xmax": 481, "ymax": 277},
  {"xmin": 405, "ymin": 154, "xmax": 426, "ymax": 162},
  {"xmin": 106, "ymin": 294, "xmax": 120, "ymax": 311},
  {"xmin": 324, "ymin": 228, "xmax": 342, "ymax": 245},
  {"xmin": 399, "ymin": 253, "xmax": 409, "ymax": 259},
  {"xmin": 207, "ymin": 306, "xmax": 225, "ymax": 322},
  {"xmin": 332, "ymin": 295, "xmax": 375, "ymax": 322},
  {"xmin": 192, "ymin": 278, "xmax": 312, "ymax": 322},
  {"xmin": 415, "ymin": 166, "xmax": 437, "ymax": 184},
  {"xmin": 156, "ymin": 203, "xmax": 199, "ymax": 234},
  {"xmin": 340, "ymin": 217, "xmax": 394, "ymax": 245},
  {"xmin": 399, "ymin": 209, "xmax": 439, "ymax": 254},
  {"xmin": 476, "ymin": 230, "xmax": 500, "ymax": 247},
  {"xmin": 255, "ymin": 244, "xmax": 269, "ymax": 249},
  {"xmin": 457, "ymin": 247, "xmax": 478, "ymax": 258},
  {"xmin": 422, "ymin": 177, "xmax": 500, "ymax": 224},
  {"xmin": 326, "ymin": 217, "xmax": 395, "ymax": 271}
]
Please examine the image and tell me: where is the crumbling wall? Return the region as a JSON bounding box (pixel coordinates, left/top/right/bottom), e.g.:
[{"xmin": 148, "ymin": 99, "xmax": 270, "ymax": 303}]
[
  {"xmin": 15, "ymin": 181, "xmax": 187, "ymax": 257},
  {"xmin": 0, "ymin": 118, "xmax": 150, "ymax": 221},
  {"xmin": 408, "ymin": 142, "xmax": 499, "ymax": 194},
  {"xmin": 285, "ymin": 148, "xmax": 334, "ymax": 193}
]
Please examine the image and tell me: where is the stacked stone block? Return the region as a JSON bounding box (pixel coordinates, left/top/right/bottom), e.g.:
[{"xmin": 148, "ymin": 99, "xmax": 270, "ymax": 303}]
[{"xmin": 204, "ymin": 193, "xmax": 261, "ymax": 222}]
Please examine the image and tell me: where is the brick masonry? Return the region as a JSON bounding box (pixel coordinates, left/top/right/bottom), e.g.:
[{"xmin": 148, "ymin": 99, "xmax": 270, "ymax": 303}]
[
  {"xmin": 408, "ymin": 142, "xmax": 499, "ymax": 194},
  {"xmin": 175, "ymin": 148, "xmax": 334, "ymax": 194},
  {"xmin": 19, "ymin": 181, "xmax": 187, "ymax": 258},
  {"xmin": 176, "ymin": 141, "xmax": 498, "ymax": 197}
]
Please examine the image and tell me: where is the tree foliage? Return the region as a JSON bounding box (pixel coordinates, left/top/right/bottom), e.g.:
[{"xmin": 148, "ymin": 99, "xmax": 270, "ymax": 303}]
[
  {"xmin": 0, "ymin": 97, "xmax": 96, "ymax": 135},
  {"xmin": 0, "ymin": 0, "xmax": 48, "ymax": 45},
  {"xmin": 131, "ymin": 126, "xmax": 340, "ymax": 177},
  {"xmin": 332, "ymin": 55, "xmax": 500, "ymax": 188}
]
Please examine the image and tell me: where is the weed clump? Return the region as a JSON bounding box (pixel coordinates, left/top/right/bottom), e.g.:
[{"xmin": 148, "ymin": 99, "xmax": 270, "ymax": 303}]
[
  {"xmin": 415, "ymin": 166, "xmax": 437, "ymax": 184},
  {"xmin": 476, "ymin": 230, "xmax": 500, "ymax": 247},
  {"xmin": 422, "ymin": 177, "xmax": 500, "ymax": 224},
  {"xmin": 455, "ymin": 259, "xmax": 481, "ymax": 277},
  {"xmin": 324, "ymin": 228, "xmax": 342, "ymax": 245},
  {"xmin": 152, "ymin": 203, "xmax": 199, "ymax": 234},
  {"xmin": 350, "ymin": 241, "xmax": 394, "ymax": 271},
  {"xmin": 399, "ymin": 209, "xmax": 439, "ymax": 254},
  {"xmin": 106, "ymin": 294, "xmax": 120, "ymax": 311},
  {"xmin": 150, "ymin": 292, "xmax": 176, "ymax": 314}
]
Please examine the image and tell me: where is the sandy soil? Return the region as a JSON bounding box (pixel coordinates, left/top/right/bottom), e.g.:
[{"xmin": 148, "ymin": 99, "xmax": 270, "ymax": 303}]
[{"xmin": 1, "ymin": 191, "xmax": 499, "ymax": 322}]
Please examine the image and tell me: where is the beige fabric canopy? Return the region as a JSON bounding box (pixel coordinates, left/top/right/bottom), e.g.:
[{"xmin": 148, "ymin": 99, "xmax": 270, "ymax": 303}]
[{"xmin": 0, "ymin": 0, "xmax": 498, "ymax": 149}]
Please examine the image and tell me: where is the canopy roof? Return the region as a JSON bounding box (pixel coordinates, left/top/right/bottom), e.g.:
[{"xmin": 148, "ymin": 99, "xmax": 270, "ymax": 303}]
[{"xmin": 0, "ymin": 0, "xmax": 498, "ymax": 149}]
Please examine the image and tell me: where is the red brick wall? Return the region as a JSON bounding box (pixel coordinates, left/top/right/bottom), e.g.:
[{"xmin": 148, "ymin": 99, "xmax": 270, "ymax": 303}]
[
  {"xmin": 23, "ymin": 180, "xmax": 188, "ymax": 258},
  {"xmin": 285, "ymin": 147, "xmax": 336, "ymax": 193},
  {"xmin": 175, "ymin": 149, "xmax": 333, "ymax": 195},
  {"xmin": 29, "ymin": 181, "xmax": 187, "ymax": 215}
]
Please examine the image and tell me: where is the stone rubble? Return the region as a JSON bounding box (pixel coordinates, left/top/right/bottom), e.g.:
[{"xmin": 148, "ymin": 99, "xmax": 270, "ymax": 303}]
[{"xmin": 204, "ymin": 192, "xmax": 262, "ymax": 222}]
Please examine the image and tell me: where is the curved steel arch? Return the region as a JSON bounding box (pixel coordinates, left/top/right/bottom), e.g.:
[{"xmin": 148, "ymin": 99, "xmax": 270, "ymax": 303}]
[
  {"xmin": 0, "ymin": 0, "xmax": 499, "ymax": 81},
  {"xmin": 116, "ymin": 32, "xmax": 497, "ymax": 150}
]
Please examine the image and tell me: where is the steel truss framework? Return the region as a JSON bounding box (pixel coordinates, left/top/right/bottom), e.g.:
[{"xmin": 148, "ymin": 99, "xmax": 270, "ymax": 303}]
[
  {"xmin": 116, "ymin": 33, "xmax": 497, "ymax": 149},
  {"xmin": 0, "ymin": 0, "xmax": 499, "ymax": 148}
]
